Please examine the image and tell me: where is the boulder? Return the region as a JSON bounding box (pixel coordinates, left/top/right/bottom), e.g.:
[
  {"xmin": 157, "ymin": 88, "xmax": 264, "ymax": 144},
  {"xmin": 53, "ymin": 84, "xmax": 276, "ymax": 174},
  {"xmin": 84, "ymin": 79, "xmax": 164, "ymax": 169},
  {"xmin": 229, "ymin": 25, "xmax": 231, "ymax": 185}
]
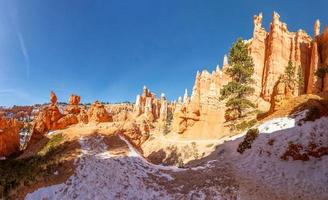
[{"xmin": 53, "ymin": 114, "xmax": 78, "ymax": 130}]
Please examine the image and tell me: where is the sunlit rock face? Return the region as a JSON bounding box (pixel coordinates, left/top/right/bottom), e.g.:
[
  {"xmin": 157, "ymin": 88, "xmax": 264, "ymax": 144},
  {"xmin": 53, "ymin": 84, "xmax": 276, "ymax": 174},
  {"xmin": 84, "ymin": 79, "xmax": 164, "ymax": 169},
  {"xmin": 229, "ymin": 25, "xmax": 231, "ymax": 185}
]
[
  {"xmin": 87, "ymin": 101, "xmax": 112, "ymax": 123},
  {"xmin": 0, "ymin": 117, "xmax": 21, "ymax": 157},
  {"xmin": 29, "ymin": 92, "xmax": 84, "ymax": 146},
  {"xmin": 65, "ymin": 94, "xmax": 81, "ymax": 115},
  {"xmin": 185, "ymin": 12, "xmax": 328, "ymax": 115},
  {"xmin": 133, "ymin": 86, "xmax": 169, "ymax": 122},
  {"xmin": 172, "ymin": 12, "xmax": 328, "ymax": 133}
]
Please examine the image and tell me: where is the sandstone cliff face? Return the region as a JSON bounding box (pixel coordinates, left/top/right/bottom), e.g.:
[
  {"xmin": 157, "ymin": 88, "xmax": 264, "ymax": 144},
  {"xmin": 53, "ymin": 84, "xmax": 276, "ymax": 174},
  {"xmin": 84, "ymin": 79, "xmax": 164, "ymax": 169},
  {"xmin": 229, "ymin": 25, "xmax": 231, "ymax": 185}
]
[
  {"xmin": 183, "ymin": 12, "xmax": 328, "ymax": 118},
  {"xmin": 260, "ymin": 12, "xmax": 312, "ymax": 100},
  {"xmin": 172, "ymin": 12, "xmax": 328, "ymax": 134},
  {"xmin": 0, "ymin": 117, "xmax": 21, "ymax": 157}
]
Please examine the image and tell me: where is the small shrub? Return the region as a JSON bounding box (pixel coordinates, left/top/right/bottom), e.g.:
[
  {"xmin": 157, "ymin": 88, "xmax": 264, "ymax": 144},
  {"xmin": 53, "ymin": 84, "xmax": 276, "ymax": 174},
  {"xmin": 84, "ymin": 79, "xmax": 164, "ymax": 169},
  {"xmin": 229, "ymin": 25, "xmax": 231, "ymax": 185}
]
[
  {"xmin": 191, "ymin": 142, "xmax": 199, "ymax": 160},
  {"xmin": 177, "ymin": 158, "xmax": 184, "ymax": 168},
  {"xmin": 237, "ymin": 128, "xmax": 259, "ymax": 154},
  {"xmin": 281, "ymin": 142, "xmax": 309, "ymax": 161},
  {"xmin": 304, "ymin": 107, "xmax": 320, "ymax": 122},
  {"xmin": 236, "ymin": 119, "xmax": 257, "ymax": 131},
  {"xmin": 268, "ymin": 139, "xmax": 275, "ymax": 146}
]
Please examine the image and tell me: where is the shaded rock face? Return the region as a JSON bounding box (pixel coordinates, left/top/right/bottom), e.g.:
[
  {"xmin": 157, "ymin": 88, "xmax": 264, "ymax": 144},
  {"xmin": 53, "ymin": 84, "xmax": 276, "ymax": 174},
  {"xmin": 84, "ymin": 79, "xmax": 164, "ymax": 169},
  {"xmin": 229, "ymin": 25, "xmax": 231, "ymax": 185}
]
[
  {"xmin": 0, "ymin": 117, "xmax": 21, "ymax": 157},
  {"xmin": 87, "ymin": 101, "xmax": 112, "ymax": 123},
  {"xmin": 316, "ymin": 27, "xmax": 328, "ymax": 92}
]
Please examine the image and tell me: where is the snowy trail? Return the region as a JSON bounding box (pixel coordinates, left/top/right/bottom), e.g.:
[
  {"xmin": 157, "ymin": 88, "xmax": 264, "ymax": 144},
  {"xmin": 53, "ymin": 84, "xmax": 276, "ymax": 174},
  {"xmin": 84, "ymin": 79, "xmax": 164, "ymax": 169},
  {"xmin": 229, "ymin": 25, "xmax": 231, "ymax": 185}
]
[
  {"xmin": 25, "ymin": 133, "xmax": 238, "ymax": 200},
  {"xmin": 25, "ymin": 134, "xmax": 175, "ymax": 200}
]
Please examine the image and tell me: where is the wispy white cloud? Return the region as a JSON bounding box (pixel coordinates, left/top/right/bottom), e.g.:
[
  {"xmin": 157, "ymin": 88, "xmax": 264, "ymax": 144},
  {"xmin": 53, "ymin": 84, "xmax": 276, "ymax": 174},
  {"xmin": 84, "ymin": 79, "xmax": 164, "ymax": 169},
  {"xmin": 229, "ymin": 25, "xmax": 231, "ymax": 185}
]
[
  {"xmin": 16, "ymin": 32, "xmax": 30, "ymax": 78},
  {"xmin": 0, "ymin": 88, "xmax": 35, "ymax": 106}
]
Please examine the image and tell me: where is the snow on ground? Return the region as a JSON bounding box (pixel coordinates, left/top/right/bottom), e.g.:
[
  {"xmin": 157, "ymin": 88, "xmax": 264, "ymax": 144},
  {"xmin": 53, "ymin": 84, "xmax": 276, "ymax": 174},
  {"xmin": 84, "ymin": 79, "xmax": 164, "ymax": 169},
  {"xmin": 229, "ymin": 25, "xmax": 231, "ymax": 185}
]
[
  {"xmin": 25, "ymin": 135, "xmax": 175, "ymax": 200},
  {"xmin": 25, "ymin": 133, "xmax": 236, "ymax": 200},
  {"xmin": 258, "ymin": 110, "xmax": 308, "ymax": 134},
  {"xmin": 235, "ymin": 110, "xmax": 328, "ymax": 200},
  {"xmin": 25, "ymin": 109, "xmax": 328, "ymax": 200}
]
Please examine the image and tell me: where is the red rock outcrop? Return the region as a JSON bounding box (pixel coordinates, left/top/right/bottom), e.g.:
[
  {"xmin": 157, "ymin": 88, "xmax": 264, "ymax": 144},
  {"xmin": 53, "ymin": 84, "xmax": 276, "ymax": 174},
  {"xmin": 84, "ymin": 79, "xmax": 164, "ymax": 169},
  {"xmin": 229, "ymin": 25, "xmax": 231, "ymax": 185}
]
[
  {"xmin": 29, "ymin": 92, "xmax": 84, "ymax": 146},
  {"xmin": 87, "ymin": 101, "xmax": 112, "ymax": 123},
  {"xmin": 53, "ymin": 114, "xmax": 78, "ymax": 130},
  {"xmin": 0, "ymin": 117, "xmax": 21, "ymax": 157},
  {"xmin": 119, "ymin": 121, "xmax": 150, "ymax": 146},
  {"xmin": 65, "ymin": 94, "xmax": 81, "ymax": 115},
  {"xmin": 50, "ymin": 91, "xmax": 57, "ymax": 106},
  {"xmin": 77, "ymin": 107, "xmax": 89, "ymax": 124}
]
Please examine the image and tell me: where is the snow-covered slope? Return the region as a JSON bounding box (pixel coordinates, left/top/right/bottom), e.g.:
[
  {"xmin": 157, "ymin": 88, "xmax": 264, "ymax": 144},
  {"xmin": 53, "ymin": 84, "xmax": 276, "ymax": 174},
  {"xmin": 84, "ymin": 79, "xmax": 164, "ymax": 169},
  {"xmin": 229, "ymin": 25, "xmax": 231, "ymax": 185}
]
[
  {"xmin": 25, "ymin": 110, "xmax": 328, "ymax": 200},
  {"xmin": 25, "ymin": 135, "xmax": 174, "ymax": 200},
  {"xmin": 235, "ymin": 111, "xmax": 328, "ymax": 200},
  {"xmin": 25, "ymin": 134, "xmax": 238, "ymax": 200}
]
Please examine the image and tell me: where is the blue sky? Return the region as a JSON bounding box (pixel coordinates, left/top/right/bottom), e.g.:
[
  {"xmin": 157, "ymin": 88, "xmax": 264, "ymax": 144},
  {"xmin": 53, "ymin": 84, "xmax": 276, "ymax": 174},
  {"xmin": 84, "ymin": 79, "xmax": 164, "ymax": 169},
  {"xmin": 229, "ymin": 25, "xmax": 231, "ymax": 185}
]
[{"xmin": 0, "ymin": 0, "xmax": 328, "ymax": 106}]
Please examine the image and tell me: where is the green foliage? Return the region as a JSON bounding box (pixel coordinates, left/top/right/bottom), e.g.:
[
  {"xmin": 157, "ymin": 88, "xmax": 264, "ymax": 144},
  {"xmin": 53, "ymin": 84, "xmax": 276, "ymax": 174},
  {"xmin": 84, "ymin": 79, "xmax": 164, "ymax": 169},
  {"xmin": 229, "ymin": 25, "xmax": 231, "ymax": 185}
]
[
  {"xmin": 163, "ymin": 111, "xmax": 173, "ymax": 135},
  {"xmin": 237, "ymin": 128, "xmax": 259, "ymax": 154},
  {"xmin": 236, "ymin": 119, "xmax": 257, "ymax": 131},
  {"xmin": 177, "ymin": 158, "xmax": 184, "ymax": 168},
  {"xmin": 284, "ymin": 61, "xmax": 296, "ymax": 83},
  {"xmin": 315, "ymin": 66, "xmax": 328, "ymax": 78},
  {"xmin": 297, "ymin": 65, "xmax": 304, "ymax": 86},
  {"xmin": 220, "ymin": 38, "xmax": 255, "ymax": 120},
  {"xmin": 297, "ymin": 106, "xmax": 321, "ymax": 125},
  {"xmin": 38, "ymin": 133, "xmax": 64, "ymax": 156},
  {"xmin": 191, "ymin": 142, "xmax": 199, "ymax": 160}
]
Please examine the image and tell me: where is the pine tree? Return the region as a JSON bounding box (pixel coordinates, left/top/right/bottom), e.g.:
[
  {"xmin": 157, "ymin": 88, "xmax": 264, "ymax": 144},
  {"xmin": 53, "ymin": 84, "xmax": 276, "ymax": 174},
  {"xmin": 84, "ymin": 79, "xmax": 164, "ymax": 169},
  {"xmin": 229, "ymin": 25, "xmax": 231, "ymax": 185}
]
[
  {"xmin": 220, "ymin": 38, "xmax": 255, "ymax": 121},
  {"xmin": 284, "ymin": 61, "xmax": 296, "ymax": 86}
]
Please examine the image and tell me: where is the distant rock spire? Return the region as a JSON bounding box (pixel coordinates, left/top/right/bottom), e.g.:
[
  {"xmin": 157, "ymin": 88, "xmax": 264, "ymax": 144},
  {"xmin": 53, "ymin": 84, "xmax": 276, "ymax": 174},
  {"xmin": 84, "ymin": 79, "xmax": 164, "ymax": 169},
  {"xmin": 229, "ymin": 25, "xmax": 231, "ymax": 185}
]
[
  {"xmin": 216, "ymin": 65, "xmax": 220, "ymax": 72},
  {"xmin": 183, "ymin": 89, "xmax": 188, "ymax": 103},
  {"xmin": 223, "ymin": 54, "xmax": 228, "ymax": 66},
  {"xmin": 314, "ymin": 19, "xmax": 320, "ymax": 37}
]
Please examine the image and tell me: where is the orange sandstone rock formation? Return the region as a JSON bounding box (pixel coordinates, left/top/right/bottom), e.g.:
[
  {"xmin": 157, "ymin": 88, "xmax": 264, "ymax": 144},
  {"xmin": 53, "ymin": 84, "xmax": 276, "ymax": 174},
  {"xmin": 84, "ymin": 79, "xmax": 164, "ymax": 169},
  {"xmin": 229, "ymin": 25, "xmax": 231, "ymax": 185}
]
[
  {"xmin": 87, "ymin": 101, "xmax": 112, "ymax": 123},
  {"xmin": 65, "ymin": 94, "xmax": 81, "ymax": 114},
  {"xmin": 172, "ymin": 12, "xmax": 328, "ymax": 134},
  {"xmin": 184, "ymin": 12, "xmax": 328, "ymax": 117},
  {"xmin": 133, "ymin": 86, "xmax": 170, "ymax": 122},
  {"xmin": 0, "ymin": 117, "xmax": 21, "ymax": 157}
]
